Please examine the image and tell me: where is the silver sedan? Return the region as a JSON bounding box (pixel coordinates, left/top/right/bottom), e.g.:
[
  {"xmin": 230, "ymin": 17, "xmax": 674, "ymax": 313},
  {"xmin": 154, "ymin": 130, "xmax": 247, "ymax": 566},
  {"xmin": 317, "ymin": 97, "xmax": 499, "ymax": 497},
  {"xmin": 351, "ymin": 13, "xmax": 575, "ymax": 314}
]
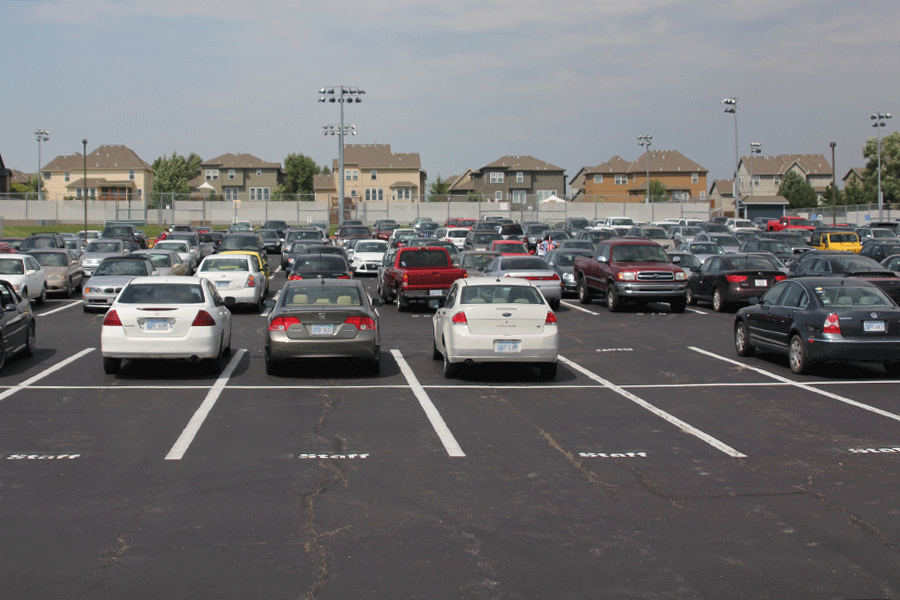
[{"xmin": 479, "ymin": 255, "xmax": 563, "ymax": 310}]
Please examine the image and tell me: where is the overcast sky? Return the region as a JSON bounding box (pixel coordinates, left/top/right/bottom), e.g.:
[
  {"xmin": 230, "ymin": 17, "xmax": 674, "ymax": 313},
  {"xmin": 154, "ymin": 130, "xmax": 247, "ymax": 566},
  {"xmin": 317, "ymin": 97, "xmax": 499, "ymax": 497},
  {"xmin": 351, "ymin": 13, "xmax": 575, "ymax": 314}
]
[{"xmin": 2, "ymin": 0, "xmax": 897, "ymax": 190}]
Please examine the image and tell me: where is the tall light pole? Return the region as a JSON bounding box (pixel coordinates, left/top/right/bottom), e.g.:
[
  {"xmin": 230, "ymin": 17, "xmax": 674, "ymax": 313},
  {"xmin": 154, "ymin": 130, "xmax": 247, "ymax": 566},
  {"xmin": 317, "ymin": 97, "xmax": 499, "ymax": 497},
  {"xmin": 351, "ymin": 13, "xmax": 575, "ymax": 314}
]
[
  {"xmin": 322, "ymin": 124, "xmax": 357, "ymax": 215},
  {"xmin": 722, "ymin": 98, "xmax": 739, "ymax": 217},
  {"xmin": 319, "ymin": 86, "xmax": 364, "ymax": 226},
  {"xmin": 871, "ymin": 112, "xmax": 892, "ymax": 221},
  {"xmin": 83, "ymin": 139, "xmax": 88, "ymax": 244},
  {"xmin": 830, "ymin": 141, "xmax": 837, "ymax": 226},
  {"xmin": 749, "ymin": 142, "xmax": 762, "ymax": 207},
  {"xmin": 637, "ymin": 135, "xmax": 653, "ymax": 221},
  {"xmin": 35, "ymin": 129, "xmax": 50, "ymax": 201}
]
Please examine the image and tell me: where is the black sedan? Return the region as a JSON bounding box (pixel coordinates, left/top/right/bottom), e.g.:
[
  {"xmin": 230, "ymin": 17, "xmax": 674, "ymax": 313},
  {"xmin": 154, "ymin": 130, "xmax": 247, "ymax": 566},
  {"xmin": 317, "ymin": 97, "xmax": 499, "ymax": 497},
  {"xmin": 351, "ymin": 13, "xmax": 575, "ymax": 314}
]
[
  {"xmin": 288, "ymin": 255, "xmax": 352, "ymax": 281},
  {"xmin": 0, "ymin": 279, "xmax": 36, "ymax": 371},
  {"xmin": 686, "ymin": 254, "xmax": 786, "ymax": 312},
  {"xmin": 734, "ymin": 277, "xmax": 900, "ymax": 375},
  {"xmin": 544, "ymin": 248, "xmax": 593, "ymax": 296},
  {"xmin": 788, "ymin": 252, "xmax": 900, "ymax": 304},
  {"xmin": 739, "ymin": 238, "xmax": 796, "ymax": 265}
]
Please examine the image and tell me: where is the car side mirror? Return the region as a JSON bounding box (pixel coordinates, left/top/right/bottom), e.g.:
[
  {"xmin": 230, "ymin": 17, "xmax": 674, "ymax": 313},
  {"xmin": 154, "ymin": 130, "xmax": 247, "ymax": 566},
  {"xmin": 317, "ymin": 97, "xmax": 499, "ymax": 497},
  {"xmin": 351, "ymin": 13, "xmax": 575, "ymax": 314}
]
[
  {"xmin": 265, "ymin": 298, "xmax": 276, "ymax": 309},
  {"xmin": 371, "ymin": 298, "xmax": 384, "ymax": 307},
  {"xmin": 224, "ymin": 297, "xmax": 237, "ymax": 306},
  {"xmin": 596, "ymin": 256, "xmax": 608, "ymax": 263}
]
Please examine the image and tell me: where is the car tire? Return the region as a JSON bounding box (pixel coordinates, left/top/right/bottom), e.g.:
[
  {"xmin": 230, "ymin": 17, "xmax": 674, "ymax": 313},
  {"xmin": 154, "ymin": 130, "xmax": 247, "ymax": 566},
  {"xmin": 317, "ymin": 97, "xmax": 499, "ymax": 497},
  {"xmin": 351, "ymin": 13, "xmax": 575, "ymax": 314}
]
[
  {"xmin": 65, "ymin": 278, "xmax": 73, "ymax": 298},
  {"xmin": 432, "ymin": 337, "xmax": 442, "ymax": 360},
  {"xmin": 734, "ymin": 321, "xmax": 754, "ymax": 357},
  {"xmin": 0, "ymin": 340, "xmax": 6, "ymax": 372},
  {"xmin": 103, "ymin": 357, "xmax": 121, "ymax": 375},
  {"xmin": 23, "ymin": 323, "xmax": 35, "ymax": 357},
  {"xmin": 395, "ymin": 292, "xmax": 407, "ymax": 312},
  {"xmin": 789, "ymin": 334, "xmax": 810, "ymax": 374},
  {"xmin": 578, "ymin": 278, "xmax": 592, "ymax": 305},
  {"xmin": 685, "ymin": 287, "xmax": 696, "ymax": 306},
  {"xmin": 539, "ymin": 362, "xmax": 558, "ymax": 380},
  {"xmin": 712, "ymin": 288, "xmax": 726, "ymax": 312},
  {"xmin": 442, "ymin": 348, "xmax": 457, "ymax": 379},
  {"xmin": 369, "ymin": 353, "xmax": 381, "ymax": 376},
  {"xmin": 606, "ymin": 284, "xmax": 621, "ymax": 312},
  {"xmin": 669, "ymin": 298, "xmax": 686, "ymax": 313},
  {"xmin": 548, "ymin": 298, "xmax": 560, "ymax": 311},
  {"xmin": 256, "ymin": 292, "xmax": 265, "ymax": 314}
]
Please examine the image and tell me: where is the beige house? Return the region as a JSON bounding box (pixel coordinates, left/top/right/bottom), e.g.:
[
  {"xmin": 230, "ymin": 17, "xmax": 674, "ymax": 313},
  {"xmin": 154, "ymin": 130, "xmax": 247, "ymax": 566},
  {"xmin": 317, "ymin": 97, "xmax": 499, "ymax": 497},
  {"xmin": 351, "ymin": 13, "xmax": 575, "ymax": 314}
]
[
  {"xmin": 736, "ymin": 154, "xmax": 834, "ymax": 198},
  {"xmin": 316, "ymin": 144, "xmax": 426, "ymax": 203},
  {"xmin": 41, "ymin": 144, "xmax": 153, "ymax": 201},
  {"xmin": 448, "ymin": 155, "xmax": 566, "ymax": 204},
  {"xmin": 188, "ymin": 153, "xmax": 283, "ymax": 201}
]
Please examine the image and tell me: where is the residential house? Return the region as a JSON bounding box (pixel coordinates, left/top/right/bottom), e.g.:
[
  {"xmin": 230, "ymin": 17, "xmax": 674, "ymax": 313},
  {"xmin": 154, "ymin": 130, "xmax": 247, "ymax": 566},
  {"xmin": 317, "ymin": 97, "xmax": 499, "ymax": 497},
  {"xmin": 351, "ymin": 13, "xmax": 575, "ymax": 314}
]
[
  {"xmin": 709, "ymin": 179, "xmax": 788, "ymax": 220},
  {"xmin": 41, "ymin": 144, "xmax": 154, "ymax": 201},
  {"xmin": 316, "ymin": 144, "xmax": 426, "ymax": 204},
  {"xmin": 842, "ymin": 167, "xmax": 865, "ymax": 188},
  {"xmin": 189, "ymin": 153, "xmax": 284, "ymax": 201},
  {"xmin": 449, "ymin": 155, "xmax": 566, "ymax": 205},
  {"xmin": 0, "ymin": 153, "xmax": 10, "ymax": 193},
  {"xmin": 578, "ymin": 150, "xmax": 707, "ymax": 203},
  {"xmin": 736, "ymin": 154, "xmax": 834, "ymax": 199}
]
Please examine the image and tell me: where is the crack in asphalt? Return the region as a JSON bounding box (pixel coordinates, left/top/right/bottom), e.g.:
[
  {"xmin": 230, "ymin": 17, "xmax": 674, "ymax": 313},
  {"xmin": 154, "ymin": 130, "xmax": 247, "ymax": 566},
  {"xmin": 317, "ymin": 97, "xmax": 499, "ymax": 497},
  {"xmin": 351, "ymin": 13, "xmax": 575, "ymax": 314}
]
[
  {"xmin": 796, "ymin": 486, "xmax": 900, "ymax": 555},
  {"xmin": 622, "ymin": 463, "xmax": 687, "ymax": 511}
]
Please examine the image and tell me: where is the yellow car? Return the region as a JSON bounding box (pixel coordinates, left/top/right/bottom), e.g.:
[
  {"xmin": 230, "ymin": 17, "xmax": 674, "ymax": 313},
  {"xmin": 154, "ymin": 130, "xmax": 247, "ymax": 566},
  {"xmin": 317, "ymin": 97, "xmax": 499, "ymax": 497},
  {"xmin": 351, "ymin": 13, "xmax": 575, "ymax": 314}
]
[
  {"xmin": 811, "ymin": 230, "xmax": 862, "ymax": 253},
  {"xmin": 218, "ymin": 250, "xmax": 271, "ymax": 293}
]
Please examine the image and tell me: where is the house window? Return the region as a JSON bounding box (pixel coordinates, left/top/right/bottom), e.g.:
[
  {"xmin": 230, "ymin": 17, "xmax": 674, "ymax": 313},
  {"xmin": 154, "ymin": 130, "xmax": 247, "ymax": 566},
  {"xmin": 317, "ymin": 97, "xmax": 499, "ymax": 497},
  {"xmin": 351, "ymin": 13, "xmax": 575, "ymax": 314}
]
[
  {"xmin": 249, "ymin": 187, "xmax": 270, "ymax": 201},
  {"xmin": 516, "ymin": 171, "xmax": 524, "ymax": 183},
  {"xmin": 256, "ymin": 169, "xmax": 262, "ymax": 176},
  {"xmin": 371, "ymin": 170, "xmax": 377, "ymax": 180},
  {"xmin": 512, "ymin": 190, "xmax": 526, "ymax": 204},
  {"xmin": 593, "ymin": 174, "xmax": 603, "ymax": 183},
  {"xmin": 494, "ymin": 191, "xmax": 503, "ymax": 200},
  {"xmin": 691, "ymin": 173, "xmax": 699, "ymax": 184},
  {"xmin": 206, "ymin": 169, "xmax": 219, "ymax": 180},
  {"xmin": 64, "ymin": 172, "xmax": 70, "ymax": 182},
  {"xmin": 129, "ymin": 170, "xmax": 135, "ymax": 180},
  {"xmin": 774, "ymin": 176, "xmax": 781, "ymax": 185},
  {"xmin": 536, "ymin": 190, "xmax": 557, "ymax": 202},
  {"xmin": 700, "ymin": 191, "xmax": 707, "ymax": 199},
  {"xmin": 224, "ymin": 188, "xmax": 239, "ymax": 201},
  {"xmin": 42, "ymin": 171, "xmax": 50, "ymax": 180},
  {"xmin": 75, "ymin": 188, "xmax": 81, "ymax": 198},
  {"xmin": 345, "ymin": 170, "xmax": 358, "ymax": 181},
  {"xmin": 489, "ymin": 172, "xmax": 504, "ymax": 184},
  {"xmin": 752, "ymin": 175, "xmax": 760, "ymax": 186},
  {"xmin": 89, "ymin": 188, "xmax": 95, "ymax": 198},
  {"xmin": 393, "ymin": 187, "xmax": 412, "ymax": 201},
  {"xmin": 365, "ymin": 188, "xmax": 384, "ymax": 201},
  {"xmin": 614, "ymin": 174, "xmax": 628, "ymax": 185},
  {"xmin": 350, "ymin": 189, "xmax": 357, "ymax": 197},
  {"xmin": 228, "ymin": 169, "xmax": 235, "ymax": 180}
]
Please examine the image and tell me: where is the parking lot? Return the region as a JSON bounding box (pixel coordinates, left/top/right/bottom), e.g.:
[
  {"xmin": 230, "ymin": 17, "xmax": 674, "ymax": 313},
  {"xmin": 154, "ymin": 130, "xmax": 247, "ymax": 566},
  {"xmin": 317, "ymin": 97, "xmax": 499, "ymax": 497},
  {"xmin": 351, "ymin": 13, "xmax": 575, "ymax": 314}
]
[{"xmin": 2, "ymin": 267, "xmax": 899, "ymax": 599}]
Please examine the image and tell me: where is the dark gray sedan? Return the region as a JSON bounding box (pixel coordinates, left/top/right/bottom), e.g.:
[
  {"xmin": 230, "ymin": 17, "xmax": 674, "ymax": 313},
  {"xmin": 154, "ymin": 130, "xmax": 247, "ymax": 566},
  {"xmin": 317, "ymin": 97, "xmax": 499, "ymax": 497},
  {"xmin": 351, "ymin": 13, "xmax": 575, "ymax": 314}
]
[
  {"xmin": 264, "ymin": 279, "xmax": 383, "ymax": 375},
  {"xmin": 0, "ymin": 278, "xmax": 36, "ymax": 372}
]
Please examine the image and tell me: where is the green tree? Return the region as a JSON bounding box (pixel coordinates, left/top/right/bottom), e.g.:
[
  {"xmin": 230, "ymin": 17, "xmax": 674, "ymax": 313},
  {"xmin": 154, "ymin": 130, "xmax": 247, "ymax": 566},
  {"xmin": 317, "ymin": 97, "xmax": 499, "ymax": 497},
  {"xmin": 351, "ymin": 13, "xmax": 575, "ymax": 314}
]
[
  {"xmin": 151, "ymin": 152, "xmax": 202, "ymax": 196},
  {"xmin": 467, "ymin": 191, "xmax": 483, "ymax": 203},
  {"xmin": 647, "ymin": 179, "xmax": 668, "ymax": 202},
  {"xmin": 843, "ymin": 177, "xmax": 869, "ymax": 205},
  {"xmin": 778, "ymin": 171, "xmax": 818, "ymax": 209},
  {"xmin": 863, "ymin": 131, "xmax": 900, "ymax": 204},
  {"xmin": 427, "ymin": 175, "xmax": 451, "ymax": 202},
  {"xmin": 820, "ymin": 182, "xmax": 846, "ymax": 207},
  {"xmin": 283, "ymin": 153, "xmax": 321, "ymax": 195}
]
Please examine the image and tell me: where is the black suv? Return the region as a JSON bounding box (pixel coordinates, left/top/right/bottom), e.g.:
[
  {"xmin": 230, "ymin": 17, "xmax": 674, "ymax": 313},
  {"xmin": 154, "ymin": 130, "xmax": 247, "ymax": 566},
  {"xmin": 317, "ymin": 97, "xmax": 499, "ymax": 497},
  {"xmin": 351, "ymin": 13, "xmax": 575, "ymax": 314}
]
[
  {"xmin": 860, "ymin": 240, "xmax": 900, "ymax": 263},
  {"xmin": 102, "ymin": 224, "xmax": 148, "ymax": 248},
  {"xmin": 20, "ymin": 233, "xmax": 66, "ymax": 250}
]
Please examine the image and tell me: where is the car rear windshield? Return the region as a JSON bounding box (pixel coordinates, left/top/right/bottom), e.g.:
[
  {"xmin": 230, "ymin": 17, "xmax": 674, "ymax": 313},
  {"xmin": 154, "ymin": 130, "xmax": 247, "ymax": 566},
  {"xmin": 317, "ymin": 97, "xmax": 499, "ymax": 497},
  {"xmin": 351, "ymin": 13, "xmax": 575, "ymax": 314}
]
[
  {"xmin": 814, "ymin": 285, "xmax": 893, "ymax": 307},
  {"xmin": 284, "ymin": 287, "xmax": 362, "ymax": 307},
  {"xmin": 86, "ymin": 241, "xmax": 122, "ymax": 253},
  {"xmin": 0, "ymin": 259, "xmax": 25, "ymax": 275},
  {"xmin": 290, "ymin": 231, "xmax": 323, "ymax": 241},
  {"xmin": 293, "ymin": 256, "xmax": 348, "ymax": 270},
  {"xmin": 94, "ymin": 260, "xmax": 151, "ymax": 277},
  {"xmin": 725, "ymin": 257, "xmax": 778, "ymax": 270},
  {"xmin": 118, "ymin": 283, "xmax": 204, "ymax": 304},
  {"xmin": 219, "ymin": 236, "xmax": 259, "ymax": 251},
  {"xmin": 143, "ymin": 254, "xmax": 173, "ymax": 267},
  {"xmin": 499, "ymin": 257, "xmax": 550, "ymax": 270},
  {"xmin": 828, "ymin": 233, "xmax": 859, "ymax": 243},
  {"xmin": 21, "ymin": 237, "xmax": 58, "ymax": 249},
  {"xmin": 200, "ymin": 258, "xmax": 249, "ymax": 272},
  {"xmin": 461, "ymin": 285, "xmax": 544, "ymax": 305},
  {"xmin": 31, "ymin": 252, "xmax": 68, "ymax": 267},
  {"xmin": 355, "ymin": 241, "xmax": 387, "ymax": 253},
  {"xmin": 400, "ymin": 250, "xmax": 449, "ymax": 267},
  {"xmin": 461, "ymin": 253, "xmax": 498, "ymax": 268},
  {"xmin": 154, "ymin": 241, "xmax": 189, "ymax": 252},
  {"xmin": 339, "ymin": 227, "xmax": 370, "ymax": 237},
  {"xmin": 473, "ymin": 233, "xmax": 502, "ymax": 243},
  {"xmin": 499, "ymin": 225, "xmax": 524, "ymax": 235},
  {"xmin": 103, "ymin": 226, "xmax": 134, "ymax": 237}
]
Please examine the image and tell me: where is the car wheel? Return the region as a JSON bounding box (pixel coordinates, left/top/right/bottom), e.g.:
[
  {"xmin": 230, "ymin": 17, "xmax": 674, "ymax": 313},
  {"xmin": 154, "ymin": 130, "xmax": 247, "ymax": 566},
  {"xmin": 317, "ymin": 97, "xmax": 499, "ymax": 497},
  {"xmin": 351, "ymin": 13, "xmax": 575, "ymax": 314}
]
[
  {"xmin": 0, "ymin": 340, "xmax": 6, "ymax": 372},
  {"xmin": 539, "ymin": 362, "xmax": 558, "ymax": 380},
  {"xmin": 734, "ymin": 321, "xmax": 754, "ymax": 357},
  {"xmin": 256, "ymin": 292, "xmax": 265, "ymax": 314},
  {"xmin": 432, "ymin": 336, "xmax": 442, "ymax": 360},
  {"xmin": 23, "ymin": 323, "xmax": 35, "ymax": 357},
  {"xmin": 578, "ymin": 278, "xmax": 592, "ymax": 305},
  {"xmin": 548, "ymin": 298, "xmax": 560, "ymax": 311},
  {"xmin": 685, "ymin": 286, "xmax": 696, "ymax": 306},
  {"xmin": 65, "ymin": 278, "xmax": 73, "ymax": 298},
  {"xmin": 442, "ymin": 346, "xmax": 457, "ymax": 379},
  {"xmin": 789, "ymin": 334, "xmax": 810, "ymax": 374},
  {"xmin": 395, "ymin": 292, "xmax": 407, "ymax": 312},
  {"xmin": 103, "ymin": 357, "xmax": 121, "ymax": 375},
  {"xmin": 669, "ymin": 298, "xmax": 686, "ymax": 313},
  {"xmin": 712, "ymin": 288, "xmax": 726, "ymax": 312},
  {"xmin": 606, "ymin": 284, "xmax": 620, "ymax": 312},
  {"xmin": 38, "ymin": 284, "xmax": 47, "ymax": 306}
]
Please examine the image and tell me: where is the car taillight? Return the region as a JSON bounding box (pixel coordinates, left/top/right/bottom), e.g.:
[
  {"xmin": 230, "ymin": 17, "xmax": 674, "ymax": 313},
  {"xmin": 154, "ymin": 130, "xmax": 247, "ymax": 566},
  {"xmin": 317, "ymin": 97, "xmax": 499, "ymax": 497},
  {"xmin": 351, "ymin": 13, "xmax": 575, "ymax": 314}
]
[
  {"xmin": 451, "ymin": 311, "xmax": 468, "ymax": 324},
  {"xmin": 726, "ymin": 275, "xmax": 748, "ymax": 283},
  {"xmin": 289, "ymin": 275, "xmax": 303, "ymax": 281},
  {"xmin": 336, "ymin": 275, "xmax": 351, "ymax": 279},
  {"xmin": 774, "ymin": 274, "xmax": 787, "ymax": 281},
  {"xmin": 344, "ymin": 316, "xmax": 376, "ymax": 330},
  {"xmin": 823, "ymin": 312, "xmax": 841, "ymax": 334},
  {"xmin": 246, "ymin": 275, "xmax": 256, "ymax": 288},
  {"xmin": 192, "ymin": 310, "xmax": 216, "ymax": 327},
  {"xmin": 545, "ymin": 311, "xmax": 557, "ymax": 324},
  {"xmin": 103, "ymin": 310, "xmax": 122, "ymax": 326},
  {"xmin": 269, "ymin": 316, "xmax": 300, "ymax": 331}
]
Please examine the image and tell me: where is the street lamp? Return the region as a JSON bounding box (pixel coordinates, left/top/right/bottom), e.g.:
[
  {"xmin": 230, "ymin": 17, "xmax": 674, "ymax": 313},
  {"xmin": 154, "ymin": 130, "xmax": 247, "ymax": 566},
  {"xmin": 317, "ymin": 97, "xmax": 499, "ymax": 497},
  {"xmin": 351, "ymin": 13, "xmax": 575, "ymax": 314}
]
[
  {"xmin": 637, "ymin": 134, "xmax": 653, "ymax": 220},
  {"xmin": 83, "ymin": 139, "xmax": 88, "ymax": 244},
  {"xmin": 830, "ymin": 141, "xmax": 837, "ymax": 226},
  {"xmin": 721, "ymin": 98, "xmax": 739, "ymax": 217},
  {"xmin": 749, "ymin": 142, "xmax": 762, "ymax": 204},
  {"xmin": 871, "ymin": 112, "xmax": 892, "ymax": 221},
  {"xmin": 34, "ymin": 129, "xmax": 50, "ymax": 201},
  {"xmin": 319, "ymin": 86, "xmax": 364, "ymax": 226}
]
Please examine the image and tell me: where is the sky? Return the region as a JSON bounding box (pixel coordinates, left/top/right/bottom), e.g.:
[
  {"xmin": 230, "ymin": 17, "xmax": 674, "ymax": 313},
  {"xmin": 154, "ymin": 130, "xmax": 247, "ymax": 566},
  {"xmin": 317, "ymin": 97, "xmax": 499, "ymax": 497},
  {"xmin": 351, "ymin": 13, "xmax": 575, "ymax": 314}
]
[{"xmin": 2, "ymin": 0, "xmax": 897, "ymax": 190}]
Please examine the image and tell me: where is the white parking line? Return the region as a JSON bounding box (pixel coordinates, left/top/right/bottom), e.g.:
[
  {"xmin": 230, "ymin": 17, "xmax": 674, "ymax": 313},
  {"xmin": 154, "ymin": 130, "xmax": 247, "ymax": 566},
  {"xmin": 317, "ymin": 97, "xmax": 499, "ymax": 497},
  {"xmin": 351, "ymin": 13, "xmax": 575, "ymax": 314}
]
[
  {"xmin": 686, "ymin": 308, "xmax": 708, "ymax": 315},
  {"xmin": 560, "ymin": 301, "xmax": 599, "ymax": 315},
  {"xmin": 391, "ymin": 349, "xmax": 465, "ymax": 457},
  {"xmin": 165, "ymin": 349, "xmax": 246, "ymax": 460},
  {"xmin": 0, "ymin": 348, "xmax": 95, "ymax": 402},
  {"xmin": 557, "ymin": 355, "xmax": 747, "ymax": 458},
  {"xmin": 36, "ymin": 300, "xmax": 82, "ymax": 317},
  {"xmin": 689, "ymin": 346, "xmax": 900, "ymax": 423}
]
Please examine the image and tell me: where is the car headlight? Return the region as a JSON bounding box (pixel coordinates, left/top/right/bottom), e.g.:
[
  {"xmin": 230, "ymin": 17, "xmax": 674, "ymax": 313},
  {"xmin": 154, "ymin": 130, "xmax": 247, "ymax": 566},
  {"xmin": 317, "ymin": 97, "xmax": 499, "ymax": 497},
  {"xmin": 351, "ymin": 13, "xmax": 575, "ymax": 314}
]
[
  {"xmin": 617, "ymin": 271, "xmax": 637, "ymax": 281},
  {"xmin": 563, "ymin": 273, "xmax": 575, "ymax": 282},
  {"xmin": 48, "ymin": 274, "xmax": 64, "ymax": 280},
  {"xmin": 675, "ymin": 271, "xmax": 687, "ymax": 280}
]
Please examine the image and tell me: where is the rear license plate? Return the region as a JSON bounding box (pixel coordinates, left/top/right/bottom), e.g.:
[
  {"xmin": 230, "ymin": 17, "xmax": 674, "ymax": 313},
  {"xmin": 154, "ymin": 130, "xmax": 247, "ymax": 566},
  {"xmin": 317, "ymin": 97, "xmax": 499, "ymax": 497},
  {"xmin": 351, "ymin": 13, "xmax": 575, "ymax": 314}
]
[
  {"xmin": 864, "ymin": 320, "xmax": 886, "ymax": 332},
  {"xmin": 310, "ymin": 324, "xmax": 334, "ymax": 335},
  {"xmin": 144, "ymin": 319, "xmax": 170, "ymax": 331},
  {"xmin": 754, "ymin": 279, "xmax": 767, "ymax": 287},
  {"xmin": 215, "ymin": 280, "xmax": 229, "ymax": 288},
  {"xmin": 495, "ymin": 341, "xmax": 520, "ymax": 353},
  {"xmin": 429, "ymin": 289, "xmax": 444, "ymax": 296}
]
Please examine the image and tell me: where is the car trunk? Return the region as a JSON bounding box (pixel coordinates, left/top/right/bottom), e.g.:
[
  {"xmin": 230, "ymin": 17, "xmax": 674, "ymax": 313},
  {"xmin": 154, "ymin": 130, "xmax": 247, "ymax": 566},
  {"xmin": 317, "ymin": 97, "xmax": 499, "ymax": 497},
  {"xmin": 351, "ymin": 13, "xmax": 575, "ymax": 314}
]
[{"xmin": 462, "ymin": 304, "xmax": 548, "ymax": 335}]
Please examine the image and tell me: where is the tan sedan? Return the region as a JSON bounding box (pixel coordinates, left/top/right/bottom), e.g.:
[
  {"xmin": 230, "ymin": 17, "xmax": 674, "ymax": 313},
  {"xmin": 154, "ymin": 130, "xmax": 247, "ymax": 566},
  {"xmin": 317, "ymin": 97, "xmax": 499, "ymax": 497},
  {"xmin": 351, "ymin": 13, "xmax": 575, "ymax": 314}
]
[{"xmin": 25, "ymin": 249, "xmax": 84, "ymax": 297}]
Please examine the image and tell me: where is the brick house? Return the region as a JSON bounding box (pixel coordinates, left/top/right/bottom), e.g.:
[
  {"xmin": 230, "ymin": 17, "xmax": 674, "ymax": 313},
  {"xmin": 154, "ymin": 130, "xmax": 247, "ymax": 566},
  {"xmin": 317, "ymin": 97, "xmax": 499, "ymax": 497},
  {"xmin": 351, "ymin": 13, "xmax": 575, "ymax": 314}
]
[{"xmin": 577, "ymin": 150, "xmax": 707, "ymax": 203}]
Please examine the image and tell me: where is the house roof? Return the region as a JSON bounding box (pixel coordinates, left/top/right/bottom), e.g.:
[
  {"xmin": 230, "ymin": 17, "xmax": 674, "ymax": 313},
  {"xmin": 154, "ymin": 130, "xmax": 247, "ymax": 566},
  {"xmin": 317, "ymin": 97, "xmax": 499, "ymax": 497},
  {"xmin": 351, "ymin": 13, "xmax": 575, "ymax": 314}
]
[
  {"xmin": 334, "ymin": 144, "xmax": 421, "ymax": 171},
  {"xmin": 313, "ymin": 173, "xmax": 335, "ymax": 192},
  {"xmin": 584, "ymin": 151, "xmax": 706, "ymax": 176},
  {"xmin": 202, "ymin": 153, "xmax": 280, "ymax": 169},
  {"xmin": 739, "ymin": 154, "xmax": 832, "ymax": 176},
  {"xmin": 740, "ymin": 195, "xmax": 789, "ymax": 205},
  {"xmin": 43, "ymin": 145, "xmax": 153, "ymax": 172},
  {"xmin": 842, "ymin": 167, "xmax": 865, "ymax": 183},
  {"xmin": 10, "ymin": 169, "xmax": 29, "ymax": 184},
  {"xmin": 709, "ymin": 179, "xmax": 735, "ymax": 196},
  {"xmin": 584, "ymin": 155, "xmax": 632, "ymax": 175},
  {"xmin": 475, "ymin": 155, "xmax": 564, "ymax": 173},
  {"xmin": 66, "ymin": 177, "xmax": 135, "ymax": 189}
]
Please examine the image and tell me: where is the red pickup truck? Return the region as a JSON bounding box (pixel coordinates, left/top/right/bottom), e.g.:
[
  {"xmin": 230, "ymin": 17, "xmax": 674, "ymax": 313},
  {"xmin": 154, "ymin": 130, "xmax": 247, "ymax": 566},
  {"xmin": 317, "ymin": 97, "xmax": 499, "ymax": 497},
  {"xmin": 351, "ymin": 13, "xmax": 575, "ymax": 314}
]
[
  {"xmin": 573, "ymin": 238, "xmax": 688, "ymax": 312},
  {"xmin": 766, "ymin": 216, "xmax": 815, "ymax": 233},
  {"xmin": 380, "ymin": 247, "xmax": 467, "ymax": 311}
]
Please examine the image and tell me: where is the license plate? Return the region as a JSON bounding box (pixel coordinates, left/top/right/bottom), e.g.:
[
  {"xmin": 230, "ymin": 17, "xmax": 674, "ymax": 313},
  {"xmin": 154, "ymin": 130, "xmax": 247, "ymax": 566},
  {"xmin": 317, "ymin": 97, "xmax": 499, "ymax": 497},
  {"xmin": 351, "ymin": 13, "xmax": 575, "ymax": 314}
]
[
  {"xmin": 754, "ymin": 279, "xmax": 767, "ymax": 287},
  {"xmin": 144, "ymin": 319, "xmax": 170, "ymax": 331},
  {"xmin": 310, "ymin": 324, "xmax": 334, "ymax": 335},
  {"xmin": 429, "ymin": 289, "xmax": 444, "ymax": 296},
  {"xmin": 495, "ymin": 341, "xmax": 520, "ymax": 353},
  {"xmin": 864, "ymin": 321, "xmax": 886, "ymax": 332},
  {"xmin": 215, "ymin": 280, "xmax": 229, "ymax": 288}
]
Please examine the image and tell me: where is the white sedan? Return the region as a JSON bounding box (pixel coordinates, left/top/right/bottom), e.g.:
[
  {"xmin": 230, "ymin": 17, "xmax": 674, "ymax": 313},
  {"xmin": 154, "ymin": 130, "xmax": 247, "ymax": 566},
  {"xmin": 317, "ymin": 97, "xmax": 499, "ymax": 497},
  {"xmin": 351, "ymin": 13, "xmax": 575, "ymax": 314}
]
[
  {"xmin": 0, "ymin": 254, "xmax": 47, "ymax": 305},
  {"xmin": 432, "ymin": 278, "xmax": 559, "ymax": 379},
  {"xmin": 193, "ymin": 254, "xmax": 267, "ymax": 312},
  {"xmin": 348, "ymin": 239, "xmax": 389, "ymax": 275},
  {"xmin": 100, "ymin": 276, "xmax": 234, "ymax": 374}
]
